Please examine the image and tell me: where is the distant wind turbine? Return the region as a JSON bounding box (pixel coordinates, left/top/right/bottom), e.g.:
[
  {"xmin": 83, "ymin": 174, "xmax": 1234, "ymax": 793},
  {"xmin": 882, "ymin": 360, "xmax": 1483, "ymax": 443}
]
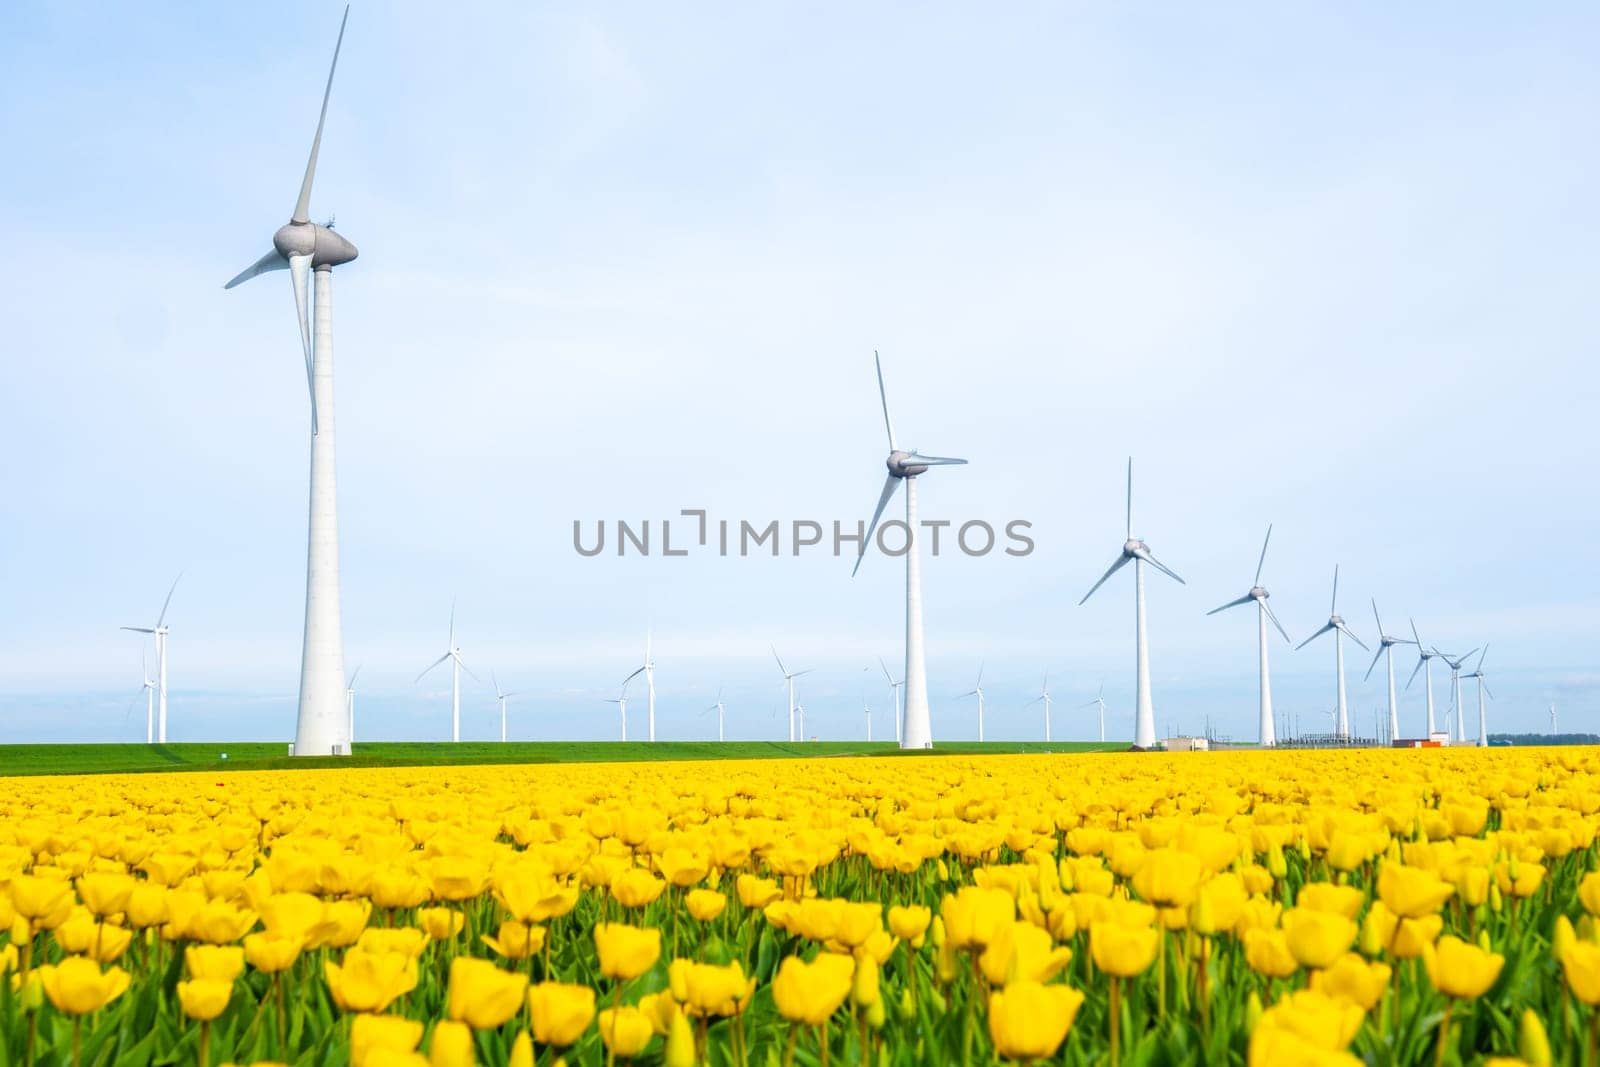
[
  {"xmin": 1551, "ymin": 702, "xmax": 1558, "ymax": 734},
  {"xmin": 1027, "ymin": 676, "xmax": 1054, "ymax": 742},
  {"xmin": 605, "ymin": 682, "xmax": 631, "ymax": 741},
  {"xmin": 851, "ymin": 352, "xmax": 967, "ymax": 750},
  {"xmin": 1364, "ymin": 601, "xmax": 1416, "ymax": 744},
  {"xmin": 492, "ymin": 672, "xmax": 519, "ymax": 743},
  {"xmin": 1080, "ymin": 459, "xmax": 1185, "ymax": 749},
  {"xmin": 772, "ymin": 647, "xmax": 813, "ymax": 742},
  {"xmin": 1078, "ymin": 682, "xmax": 1107, "ymax": 743},
  {"xmin": 1207, "ymin": 524, "xmax": 1291, "ymax": 746},
  {"xmin": 878, "ymin": 658, "xmax": 904, "ymax": 745},
  {"xmin": 623, "ymin": 630, "xmax": 657, "ymax": 742},
  {"xmin": 705, "ymin": 687, "xmax": 726, "ymax": 742},
  {"xmin": 1405, "ymin": 621, "xmax": 1446, "ymax": 735},
  {"xmin": 1296, "ymin": 566, "xmax": 1368, "ymax": 739},
  {"xmin": 1437, "ymin": 645, "xmax": 1481, "ymax": 744},
  {"xmin": 345, "ymin": 665, "xmax": 361, "ymax": 746},
  {"xmin": 1463, "ymin": 645, "xmax": 1493, "ymax": 747},
  {"xmin": 416, "ymin": 605, "xmax": 478, "ymax": 742},
  {"xmin": 130, "ymin": 651, "xmax": 156, "ymax": 744},
  {"xmin": 121, "ymin": 573, "xmax": 182, "ymax": 744},
  {"xmin": 958, "ymin": 663, "xmax": 987, "ymax": 742}
]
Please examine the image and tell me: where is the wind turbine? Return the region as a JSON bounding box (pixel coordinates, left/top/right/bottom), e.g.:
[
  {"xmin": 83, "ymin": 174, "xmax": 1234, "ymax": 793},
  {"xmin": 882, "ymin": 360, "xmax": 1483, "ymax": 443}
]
[
  {"xmin": 1463, "ymin": 645, "xmax": 1492, "ymax": 747},
  {"xmin": 863, "ymin": 697, "xmax": 873, "ymax": 743},
  {"xmin": 796, "ymin": 703, "xmax": 808, "ymax": 740},
  {"xmin": 133, "ymin": 652, "xmax": 156, "ymax": 745},
  {"xmin": 121, "ymin": 573, "xmax": 181, "ymax": 744},
  {"xmin": 224, "ymin": 8, "xmax": 359, "ymax": 757},
  {"xmin": 1078, "ymin": 682, "xmax": 1107, "ymax": 743},
  {"xmin": 1079, "ymin": 459, "xmax": 1185, "ymax": 749},
  {"xmin": 623, "ymin": 630, "xmax": 657, "ymax": 742},
  {"xmin": 851, "ymin": 352, "xmax": 967, "ymax": 750},
  {"xmin": 1363, "ymin": 601, "xmax": 1416, "ymax": 744},
  {"xmin": 1295, "ymin": 566, "xmax": 1368, "ymax": 739},
  {"xmin": 705, "ymin": 687, "xmax": 726, "ymax": 743},
  {"xmin": 344, "ymin": 665, "xmax": 361, "ymax": 746},
  {"xmin": 878, "ymin": 658, "xmax": 904, "ymax": 745},
  {"xmin": 958, "ymin": 663, "xmax": 987, "ymax": 742},
  {"xmin": 1437, "ymin": 646, "xmax": 1480, "ymax": 743},
  {"xmin": 1405, "ymin": 621, "xmax": 1446, "ymax": 736},
  {"xmin": 772, "ymin": 647, "xmax": 813, "ymax": 743},
  {"xmin": 1026, "ymin": 676, "xmax": 1054, "ymax": 742},
  {"xmin": 605, "ymin": 682, "xmax": 631, "ymax": 742},
  {"xmin": 416, "ymin": 606, "xmax": 478, "ymax": 742},
  {"xmin": 1207, "ymin": 524, "xmax": 1291, "ymax": 746},
  {"xmin": 1551, "ymin": 702, "xmax": 1559, "ymax": 734},
  {"xmin": 492, "ymin": 672, "xmax": 519, "ymax": 743}
]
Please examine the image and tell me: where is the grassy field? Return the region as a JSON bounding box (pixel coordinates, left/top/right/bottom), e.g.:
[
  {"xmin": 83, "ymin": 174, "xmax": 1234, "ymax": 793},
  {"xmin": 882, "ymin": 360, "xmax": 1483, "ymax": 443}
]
[{"xmin": 0, "ymin": 739, "xmax": 1126, "ymax": 777}]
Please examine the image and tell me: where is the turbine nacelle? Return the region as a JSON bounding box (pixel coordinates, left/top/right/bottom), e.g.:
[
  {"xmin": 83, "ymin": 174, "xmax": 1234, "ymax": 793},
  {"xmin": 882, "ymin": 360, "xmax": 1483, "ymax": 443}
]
[
  {"xmin": 273, "ymin": 221, "xmax": 358, "ymax": 269},
  {"xmin": 1250, "ymin": 586, "xmax": 1269, "ymax": 601},
  {"xmin": 886, "ymin": 450, "xmax": 928, "ymax": 478}
]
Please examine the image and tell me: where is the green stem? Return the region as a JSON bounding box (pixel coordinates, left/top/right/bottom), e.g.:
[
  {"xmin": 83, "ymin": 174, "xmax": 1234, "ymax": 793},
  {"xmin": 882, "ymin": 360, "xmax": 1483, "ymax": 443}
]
[
  {"xmin": 72, "ymin": 1017, "xmax": 81, "ymax": 1067},
  {"xmin": 199, "ymin": 1019, "xmax": 212, "ymax": 1067},
  {"xmin": 1110, "ymin": 976, "xmax": 1121, "ymax": 1067},
  {"xmin": 1434, "ymin": 998, "xmax": 1451, "ymax": 1067},
  {"xmin": 783, "ymin": 1025, "xmax": 799, "ymax": 1067}
]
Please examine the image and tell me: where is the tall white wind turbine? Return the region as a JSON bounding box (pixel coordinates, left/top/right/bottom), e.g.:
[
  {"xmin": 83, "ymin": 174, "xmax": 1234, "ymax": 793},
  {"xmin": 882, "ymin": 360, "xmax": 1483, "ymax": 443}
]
[
  {"xmin": 1551, "ymin": 703, "xmax": 1558, "ymax": 734},
  {"xmin": 121, "ymin": 573, "xmax": 181, "ymax": 744},
  {"xmin": 958, "ymin": 663, "xmax": 987, "ymax": 742},
  {"xmin": 606, "ymin": 683, "xmax": 631, "ymax": 742},
  {"xmin": 416, "ymin": 607, "xmax": 478, "ymax": 742},
  {"xmin": 772, "ymin": 647, "xmax": 813, "ymax": 743},
  {"xmin": 344, "ymin": 665, "xmax": 361, "ymax": 746},
  {"xmin": 224, "ymin": 8, "xmax": 360, "ymax": 757},
  {"xmin": 1295, "ymin": 566, "xmax": 1368, "ymax": 739},
  {"xmin": 623, "ymin": 630, "xmax": 657, "ymax": 742},
  {"xmin": 135, "ymin": 652, "xmax": 156, "ymax": 745},
  {"xmin": 1436, "ymin": 646, "xmax": 1480, "ymax": 743},
  {"xmin": 1463, "ymin": 645, "xmax": 1492, "ymax": 747},
  {"xmin": 1027, "ymin": 676, "xmax": 1054, "ymax": 742},
  {"xmin": 1207, "ymin": 524, "xmax": 1291, "ymax": 746},
  {"xmin": 1078, "ymin": 682, "xmax": 1107, "ymax": 743},
  {"xmin": 1405, "ymin": 621, "xmax": 1446, "ymax": 735},
  {"xmin": 851, "ymin": 352, "xmax": 967, "ymax": 750},
  {"xmin": 492, "ymin": 672, "xmax": 519, "ymax": 743},
  {"xmin": 878, "ymin": 658, "xmax": 904, "ymax": 745},
  {"xmin": 1363, "ymin": 602, "xmax": 1416, "ymax": 744},
  {"xmin": 1079, "ymin": 460, "xmax": 1185, "ymax": 749},
  {"xmin": 705, "ymin": 688, "xmax": 726, "ymax": 743}
]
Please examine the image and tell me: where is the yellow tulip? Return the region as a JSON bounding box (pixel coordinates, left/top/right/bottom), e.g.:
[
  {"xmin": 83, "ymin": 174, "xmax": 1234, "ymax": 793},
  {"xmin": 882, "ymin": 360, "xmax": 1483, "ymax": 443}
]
[
  {"xmin": 668, "ymin": 958, "xmax": 752, "ymax": 1017},
  {"xmin": 242, "ymin": 932, "xmax": 302, "ymax": 974},
  {"xmin": 979, "ymin": 920, "xmax": 1073, "ymax": 986},
  {"xmin": 526, "ymin": 981, "xmax": 596, "ymax": 1047},
  {"xmin": 940, "ymin": 886, "xmax": 1015, "ymax": 950},
  {"xmin": 51, "ymin": 910, "xmax": 132, "ymax": 963},
  {"xmin": 447, "ymin": 957, "xmax": 529, "ymax": 1029},
  {"xmin": 1376, "ymin": 864, "xmax": 1455, "ymax": 918},
  {"xmin": 37, "ymin": 957, "xmax": 130, "ymax": 1015},
  {"xmin": 351, "ymin": 1013, "xmax": 424, "ymax": 1067},
  {"xmin": 685, "ymin": 888, "xmax": 726, "ymax": 922},
  {"xmin": 508, "ymin": 1032, "xmax": 533, "ymax": 1067},
  {"xmin": 428, "ymin": 1019, "xmax": 475, "ymax": 1067},
  {"xmin": 664, "ymin": 1011, "xmax": 695, "ymax": 1067},
  {"xmin": 324, "ymin": 949, "xmax": 419, "ymax": 1013},
  {"xmin": 1520, "ymin": 1007, "xmax": 1553, "ymax": 1067},
  {"xmin": 177, "ymin": 978, "xmax": 233, "ymax": 1021},
  {"xmin": 887, "ymin": 905, "xmax": 932, "ymax": 947},
  {"xmin": 186, "ymin": 944, "xmax": 246, "ymax": 982},
  {"xmin": 1309, "ymin": 953, "xmax": 1391, "ymax": 1010},
  {"xmin": 638, "ymin": 990, "xmax": 680, "ymax": 1035},
  {"xmin": 1253, "ymin": 988, "xmax": 1364, "ymax": 1050},
  {"xmin": 481, "ymin": 920, "xmax": 546, "ymax": 962},
  {"xmin": 1089, "ymin": 920, "xmax": 1159, "ymax": 978},
  {"xmin": 257, "ymin": 892, "xmax": 326, "ymax": 943},
  {"xmin": 124, "ymin": 884, "xmax": 170, "ymax": 929},
  {"xmin": 417, "ymin": 907, "xmax": 465, "ymax": 941},
  {"xmin": 771, "ymin": 953, "xmax": 855, "ymax": 1025},
  {"xmin": 1424, "ymin": 935, "xmax": 1504, "ymax": 999},
  {"xmin": 1131, "ymin": 848, "xmax": 1203, "ymax": 908},
  {"xmin": 1295, "ymin": 883, "xmax": 1363, "ymax": 920},
  {"xmin": 75, "ymin": 872, "xmax": 135, "ymax": 918},
  {"xmin": 1282, "ymin": 907, "xmax": 1356, "ymax": 970},
  {"xmin": 1391, "ymin": 914, "xmax": 1444, "ymax": 959},
  {"xmin": 735, "ymin": 874, "xmax": 782, "ymax": 909},
  {"xmin": 987, "ymin": 980, "xmax": 1084, "ymax": 1060},
  {"xmin": 1580, "ymin": 872, "xmax": 1600, "ymax": 917},
  {"xmin": 357, "ymin": 927, "xmax": 431, "ymax": 959},
  {"xmin": 598, "ymin": 1006, "xmax": 656, "ymax": 1058},
  {"xmin": 496, "ymin": 868, "xmax": 579, "ymax": 923},
  {"xmin": 594, "ymin": 922, "xmax": 662, "ymax": 981},
  {"xmin": 611, "ymin": 868, "xmax": 666, "ymax": 909},
  {"xmin": 1243, "ymin": 928, "xmax": 1299, "ymax": 979},
  {"xmin": 1561, "ymin": 939, "xmax": 1600, "ymax": 1004}
]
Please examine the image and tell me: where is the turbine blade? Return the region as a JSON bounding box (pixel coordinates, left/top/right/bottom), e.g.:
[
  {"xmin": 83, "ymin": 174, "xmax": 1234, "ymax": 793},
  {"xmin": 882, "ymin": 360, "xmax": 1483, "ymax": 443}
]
[
  {"xmin": 1339, "ymin": 625, "xmax": 1370, "ymax": 652},
  {"xmin": 1362, "ymin": 645, "xmax": 1384, "ymax": 682},
  {"xmin": 1477, "ymin": 643, "xmax": 1490, "ymax": 671},
  {"xmin": 959, "ymin": 690, "xmax": 978, "ymax": 698},
  {"xmin": 1331, "ymin": 564, "xmax": 1339, "ymax": 615},
  {"xmin": 224, "ymin": 248, "xmax": 288, "ymax": 289},
  {"xmin": 156, "ymin": 572, "xmax": 183, "ymax": 629},
  {"xmin": 1405, "ymin": 657, "xmax": 1425, "ymax": 690},
  {"xmin": 1410, "ymin": 617, "xmax": 1424, "ymax": 648},
  {"xmin": 293, "ymin": 5, "xmax": 350, "ymax": 225},
  {"xmin": 853, "ymin": 474, "xmax": 901, "ymax": 578},
  {"xmin": 906, "ymin": 454, "xmax": 968, "ymax": 466},
  {"xmin": 878, "ymin": 657, "xmax": 892, "ymax": 684},
  {"xmin": 1125, "ymin": 457, "xmax": 1133, "ymax": 539},
  {"xmin": 772, "ymin": 646, "xmax": 788, "ymax": 676},
  {"xmin": 874, "ymin": 350, "xmax": 897, "ymax": 451},
  {"xmin": 1254, "ymin": 524, "xmax": 1272, "ymax": 586},
  {"xmin": 976, "ymin": 661, "xmax": 984, "ymax": 687},
  {"xmin": 1206, "ymin": 594, "xmax": 1254, "ymax": 616},
  {"xmin": 1262, "ymin": 601, "xmax": 1292, "ymax": 644},
  {"xmin": 415, "ymin": 652, "xmax": 451, "ymax": 683},
  {"xmin": 1483, "ymin": 681, "xmax": 1495, "ymax": 699},
  {"xmin": 348, "ymin": 665, "xmax": 362, "ymax": 688},
  {"xmin": 290, "ymin": 253, "xmax": 317, "ymax": 434},
  {"xmin": 623, "ymin": 666, "xmax": 646, "ymax": 685},
  {"xmin": 1078, "ymin": 554, "xmax": 1130, "ymax": 605},
  {"xmin": 1371, "ymin": 597, "xmax": 1383, "ymax": 639},
  {"xmin": 492, "ymin": 670, "xmax": 501, "ymax": 698},
  {"xmin": 457, "ymin": 656, "xmax": 482, "ymax": 684},
  {"xmin": 1135, "ymin": 547, "xmax": 1185, "ymax": 584},
  {"xmin": 449, "ymin": 601, "xmax": 456, "ymax": 646},
  {"xmin": 121, "ymin": 627, "xmax": 156, "ymax": 634},
  {"xmin": 794, "ymin": 668, "xmax": 816, "ymax": 678},
  {"xmin": 1295, "ymin": 622, "xmax": 1335, "ymax": 651}
]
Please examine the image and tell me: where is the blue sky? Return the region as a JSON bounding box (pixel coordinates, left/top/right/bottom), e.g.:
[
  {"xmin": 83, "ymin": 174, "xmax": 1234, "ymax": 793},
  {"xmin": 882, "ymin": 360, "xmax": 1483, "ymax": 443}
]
[{"xmin": 2, "ymin": 2, "xmax": 1596, "ymax": 745}]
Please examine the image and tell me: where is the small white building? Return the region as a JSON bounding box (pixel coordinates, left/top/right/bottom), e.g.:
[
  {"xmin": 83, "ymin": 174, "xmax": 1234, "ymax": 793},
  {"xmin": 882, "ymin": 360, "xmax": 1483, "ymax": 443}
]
[{"xmin": 1163, "ymin": 736, "xmax": 1210, "ymax": 752}]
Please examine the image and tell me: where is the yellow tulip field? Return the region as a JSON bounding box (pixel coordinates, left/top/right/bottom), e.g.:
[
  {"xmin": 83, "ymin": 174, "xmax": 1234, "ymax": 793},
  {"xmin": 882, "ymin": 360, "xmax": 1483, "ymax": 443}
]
[{"xmin": 2, "ymin": 747, "xmax": 1598, "ymax": 1066}]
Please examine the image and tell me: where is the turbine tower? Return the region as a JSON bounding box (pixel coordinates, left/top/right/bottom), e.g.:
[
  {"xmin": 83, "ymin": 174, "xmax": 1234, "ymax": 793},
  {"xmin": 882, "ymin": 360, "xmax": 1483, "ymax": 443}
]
[
  {"xmin": 606, "ymin": 683, "xmax": 630, "ymax": 741},
  {"xmin": 1437, "ymin": 646, "xmax": 1480, "ymax": 743},
  {"xmin": 878, "ymin": 658, "xmax": 904, "ymax": 745},
  {"xmin": 772, "ymin": 647, "xmax": 813, "ymax": 743},
  {"xmin": 416, "ymin": 606, "xmax": 477, "ymax": 742},
  {"xmin": 1551, "ymin": 702, "xmax": 1558, "ymax": 734},
  {"xmin": 224, "ymin": 8, "xmax": 359, "ymax": 757},
  {"xmin": 1207, "ymin": 524, "xmax": 1291, "ymax": 746},
  {"xmin": 705, "ymin": 688, "xmax": 726, "ymax": 742},
  {"xmin": 623, "ymin": 630, "xmax": 657, "ymax": 741},
  {"xmin": 1405, "ymin": 621, "xmax": 1446, "ymax": 735},
  {"xmin": 1363, "ymin": 602, "xmax": 1416, "ymax": 744},
  {"xmin": 1079, "ymin": 459, "xmax": 1185, "ymax": 749},
  {"xmin": 1027, "ymin": 676, "xmax": 1054, "ymax": 742},
  {"xmin": 958, "ymin": 663, "xmax": 987, "ymax": 742},
  {"xmin": 137, "ymin": 652, "xmax": 156, "ymax": 745},
  {"xmin": 1463, "ymin": 645, "xmax": 1492, "ymax": 747},
  {"xmin": 492, "ymin": 672, "xmax": 519, "ymax": 743},
  {"xmin": 1079, "ymin": 682, "xmax": 1107, "ymax": 744},
  {"xmin": 851, "ymin": 352, "xmax": 967, "ymax": 750},
  {"xmin": 121, "ymin": 573, "xmax": 181, "ymax": 744},
  {"xmin": 1295, "ymin": 566, "xmax": 1368, "ymax": 739},
  {"xmin": 863, "ymin": 698, "xmax": 873, "ymax": 742},
  {"xmin": 344, "ymin": 665, "xmax": 361, "ymax": 746}
]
